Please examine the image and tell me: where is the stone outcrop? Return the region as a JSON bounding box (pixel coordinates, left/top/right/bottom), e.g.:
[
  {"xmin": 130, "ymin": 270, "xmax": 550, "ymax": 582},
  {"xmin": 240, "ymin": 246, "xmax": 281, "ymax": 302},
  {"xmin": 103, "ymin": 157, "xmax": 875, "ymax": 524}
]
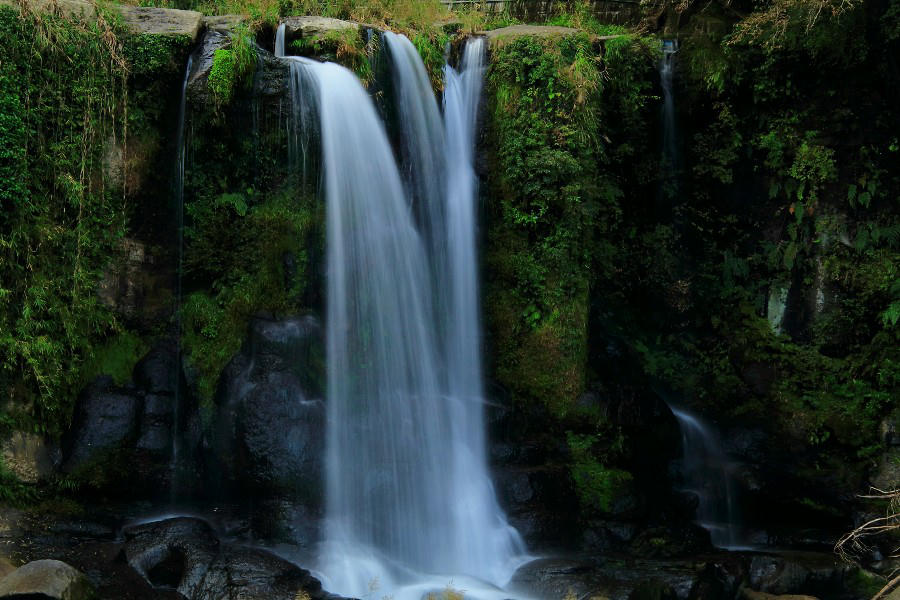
[
  {"xmin": 482, "ymin": 24, "xmax": 581, "ymax": 40},
  {"xmin": 282, "ymin": 16, "xmax": 359, "ymax": 38},
  {"xmin": 0, "ymin": 432, "xmax": 58, "ymax": 484},
  {"xmin": 209, "ymin": 315, "xmax": 325, "ymax": 512},
  {"xmin": 0, "ymin": 0, "xmax": 203, "ymax": 41},
  {"xmin": 123, "ymin": 517, "xmax": 343, "ymax": 600},
  {"xmin": 118, "ymin": 5, "xmax": 202, "ymax": 38},
  {"xmin": 0, "ymin": 559, "xmax": 94, "ymax": 600}
]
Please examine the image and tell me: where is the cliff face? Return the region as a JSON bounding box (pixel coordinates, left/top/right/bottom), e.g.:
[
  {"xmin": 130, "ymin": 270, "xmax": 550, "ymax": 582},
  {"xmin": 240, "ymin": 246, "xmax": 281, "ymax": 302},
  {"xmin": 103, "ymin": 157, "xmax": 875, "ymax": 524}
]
[{"xmin": 0, "ymin": 0, "xmax": 898, "ymax": 584}]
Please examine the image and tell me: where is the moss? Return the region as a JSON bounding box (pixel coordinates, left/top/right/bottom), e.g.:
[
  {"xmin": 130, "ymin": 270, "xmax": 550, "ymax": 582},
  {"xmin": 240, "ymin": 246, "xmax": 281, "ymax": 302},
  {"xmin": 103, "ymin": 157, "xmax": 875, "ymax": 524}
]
[
  {"xmin": 123, "ymin": 33, "xmax": 193, "ymax": 77},
  {"xmin": 484, "ymin": 32, "xmax": 655, "ymax": 418},
  {"xmin": 208, "ymin": 25, "xmax": 256, "ymax": 108},
  {"xmin": 182, "ymin": 189, "xmax": 322, "ymax": 404},
  {"xmin": 567, "ymin": 432, "xmax": 633, "ymax": 513},
  {"xmin": 209, "ymin": 48, "xmax": 238, "ymax": 104},
  {"xmin": 79, "ymin": 331, "xmax": 150, "ymax": 387}
]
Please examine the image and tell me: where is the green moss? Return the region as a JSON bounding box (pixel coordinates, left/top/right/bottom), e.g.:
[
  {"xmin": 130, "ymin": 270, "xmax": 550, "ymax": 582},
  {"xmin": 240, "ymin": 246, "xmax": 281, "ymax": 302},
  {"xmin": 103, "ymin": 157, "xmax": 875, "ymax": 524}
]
[
  {"xmin": 209, "ymin": 48, "xmax": 238, "ymax": 104},
  {"xmin": 123, "ymin": 33, "xmax": 193, "ymax": 76},
  {"xmin": 208, "ymin": 25, "xmax": 256, "ymax": 107},
  {"xmin": 80, "ymin": 331, "xmax": 150, "ymax": 387},
  {"xmin": 567, "ymin": 432, "xmax": 633, "ymax": 513},
  {"xmin": 182, "ymin": 190, "xmax": 321, "ymax": 404}
]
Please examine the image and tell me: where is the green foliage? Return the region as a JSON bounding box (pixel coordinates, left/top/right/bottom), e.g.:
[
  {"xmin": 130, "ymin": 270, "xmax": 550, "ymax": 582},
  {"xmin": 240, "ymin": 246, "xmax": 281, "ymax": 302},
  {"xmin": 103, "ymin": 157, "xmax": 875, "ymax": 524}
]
[
  {"xmin": 79, "ymin": 330, "xmax": 149, "ymax": 386},
  {"xmin": 567, "ymin": 432, "xmax": 633, "ymax": 513},
  {"xmin": 208, "ymin": 25, "xmax": 256, "ymax": 107},
  {"xmin": 291, "ymin": 27, "xmax": 375, "ymax": 83},
  {"xmin": 0, "ymin": 6, "xmax": 130, "ymax": 436},
  {"xmin": 124, "ymin": 33, "xmax": 193, "ymax": 76},
  {"xmin": 0, "ymin": 457, "xmax": 37, "ymax": 507},
  {"xmin": 182, "ymin": 190, "xmax": 320, "ymax": 403},
  {"xmin": 485, "ymin": 32, "xmax": 656, "ymax": 418}
]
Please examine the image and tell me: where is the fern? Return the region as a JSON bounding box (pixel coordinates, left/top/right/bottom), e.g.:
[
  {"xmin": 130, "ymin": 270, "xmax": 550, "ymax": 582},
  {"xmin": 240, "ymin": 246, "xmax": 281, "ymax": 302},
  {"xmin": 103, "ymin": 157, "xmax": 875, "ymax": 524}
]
[{"xmin": 882, "ymin": 300, "xmax": 900, "ymax": 328}]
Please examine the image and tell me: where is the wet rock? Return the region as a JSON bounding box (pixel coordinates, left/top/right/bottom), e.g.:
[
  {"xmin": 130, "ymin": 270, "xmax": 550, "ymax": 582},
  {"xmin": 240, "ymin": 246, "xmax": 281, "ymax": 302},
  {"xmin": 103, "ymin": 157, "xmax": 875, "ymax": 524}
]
[
  {"xmin": 124, "ymin": 517, "xmax": 219, "ymax": 599},
  {"xmin": 187, "ymin": 30, "xmax": 230, "ymax": 105},
  {"xmin": 209, "ymin": 315, "xmax": 325, "ymax": 528},
  {"xmin": 194, "ymin": 546, "xmax": 332, "ymax": 600},
  {"xmin": 123, "ymin": 517, "xmax": 342, "ymax": 600},
  {"xmin": 512, "ymin": 556, "xmax": 700, "ymax": 600},
  {"xmin": 747, "ymin": 553, "xmax": 852, "ymax": 595},
  {"xmin": 133, "ymin": 341, "xmax": 179, "ymax": 395},
  {"xmin": 0, "ymin": 432, "xmax": 59, "ymax": 483},
  {"xmin": 0, "ymin": 557, "xmax": 15, "ymax": 579},
  {"xmin": 741, "ymin": 591, "xmax": 819, "ymax": 600},
  {"xmin": 136, "ymin": 394, "xmax": 174, "ymax": 453},
  {"xmin": 235, "ymin": 371, "xmax": 325, "ymax": 497},
  {"xmin": 871, "ymin": 447, "xmax": 900, "ymax": 491},
  {"xmin": 97, "ymin": 238, "xmax": 173, "ymax": 328},
  {"xmin": 63, "ymin": 377, "xmax": 141, "ymax": 473},
  {"xmin": 512, "ymin": 557, "xmax": 611, "ymax": 600},
  {"xmin": 630, "ymin": 524, "xmax": 712, "ymax": 558},
  {"xmin": 0, "ymin": 559, "xmax": 94, "ymax": 600}
]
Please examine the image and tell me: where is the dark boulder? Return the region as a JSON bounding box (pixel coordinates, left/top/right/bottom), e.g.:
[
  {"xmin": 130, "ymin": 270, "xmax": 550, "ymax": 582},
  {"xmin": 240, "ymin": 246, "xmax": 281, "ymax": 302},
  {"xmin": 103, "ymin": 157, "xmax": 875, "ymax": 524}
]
[
  {"xmin": 133, "ymin": 339, "xmax": 179, "ymax": 395},
  {"xmin": 209, "ymin": 315, "xmax": 326, "ymax": 532},
  {"xmin": 194, "ymin": 546, "xmax": 334, "ymax": 600},
  {"xmin": 0, "ymin": 559, "xmax": 95, "ymax": 600},
  {"xmin": 124, "ymin": 518, "xmax": 219, "ymax": 599},
  {"xmin": 123, "ymin": 517, "xmax": 344, "ymax": 600},
  {"xmin": 63, "ymin": 376, "xmax": 141, "ymax": 473},
  {"xmin": 136, "ymin": 394, "xmax": 174, "ymax": 453}
]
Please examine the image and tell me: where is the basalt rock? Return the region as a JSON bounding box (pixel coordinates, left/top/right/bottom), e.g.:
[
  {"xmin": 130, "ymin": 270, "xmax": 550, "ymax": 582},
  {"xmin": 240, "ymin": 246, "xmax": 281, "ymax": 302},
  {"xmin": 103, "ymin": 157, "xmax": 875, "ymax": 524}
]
[
  {"xmin": 209, "ymin": 315, "xmax": 325, "ymax": 532},
  {"xmin": 0, "ymin": 432, "xmax": 59, "ymax": 484},
  {"xmin": 0, "ymin": 559, "xmax": 94, "ymax": 600},
  {"xmin": 63, "ymin": 377, "xmax": 142, "ymax": 473},
  {"xmin": 123, "ymin": 517, "xmax": 343, "ymax": 600}
]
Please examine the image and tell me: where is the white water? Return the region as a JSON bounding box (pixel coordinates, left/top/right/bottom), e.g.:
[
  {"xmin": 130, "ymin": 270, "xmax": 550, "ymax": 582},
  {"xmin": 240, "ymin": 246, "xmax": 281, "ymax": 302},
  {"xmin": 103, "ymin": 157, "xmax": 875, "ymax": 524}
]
[
  {"xmin": 171, "ymin": 53, "xmax": 193, "ymax": 501},
  {"xmin": 659, "ymin": 39, "xmax": 678, "ymax": 199},
  {"xmin": 669, "ymin": 405, "xmax": 742, "ymax": 549},
  {"xmin": 276, "ymin": 27, "xmax": 528, "ymax": 599}
]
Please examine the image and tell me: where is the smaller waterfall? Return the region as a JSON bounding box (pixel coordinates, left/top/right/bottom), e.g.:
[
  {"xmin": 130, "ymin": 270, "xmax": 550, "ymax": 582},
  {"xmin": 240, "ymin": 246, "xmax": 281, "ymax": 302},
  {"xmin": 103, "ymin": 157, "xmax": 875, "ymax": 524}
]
[
  {"xmin": 280, "ymin": 25, "xmax": 320, "ymax": 193},
  {"xmin": 669, "ymin": 405, "xmax": 743, "ymax": 549},
  {"xmin": 171, "ymin": 54, "xmax": 193, "ymax": 500},
  {"xmin": 659, "ymin": 39, "xmax": 678, "ymax": 201}
]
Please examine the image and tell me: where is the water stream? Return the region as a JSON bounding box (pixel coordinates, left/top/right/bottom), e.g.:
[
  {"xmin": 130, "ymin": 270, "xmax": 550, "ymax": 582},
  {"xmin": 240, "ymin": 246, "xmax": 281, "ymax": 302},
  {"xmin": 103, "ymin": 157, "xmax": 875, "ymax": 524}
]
[
  {"xmin": 171, "ymin": 54, "xmax": 193, "ymax": 502},
  {"xmin": 275, "ymin": 26, "xmax": 527, "ymax": 599},
  {"xmin": 659, "ymin": 39, "xmax": 678, "ymax": 202},
  {"xmin": 669, "ymin": 405, "xmax": 743, "ymax": 549}
]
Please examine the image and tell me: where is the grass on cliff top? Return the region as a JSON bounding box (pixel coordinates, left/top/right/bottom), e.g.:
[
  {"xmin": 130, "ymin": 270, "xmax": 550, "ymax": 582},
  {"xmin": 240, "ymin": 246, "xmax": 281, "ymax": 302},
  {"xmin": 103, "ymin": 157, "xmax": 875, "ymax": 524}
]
[{"xmin": 113, "ymin": 0, "xmax": 629, "ymax": 35}]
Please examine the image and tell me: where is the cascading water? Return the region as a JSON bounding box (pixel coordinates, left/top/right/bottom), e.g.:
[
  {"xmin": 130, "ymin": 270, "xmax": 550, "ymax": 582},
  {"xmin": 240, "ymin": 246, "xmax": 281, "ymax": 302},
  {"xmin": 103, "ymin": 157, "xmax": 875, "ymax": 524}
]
[
  {"xmin": 669, "ymin": 405, "xmax": 743, "ymax": 549},
  {"xmin": 382, "ymin": 32, "xmax": 446, "ymax": 254},
  {"xmin": 659, "ymin": 39, "xmax": 678, "ymax": 201},
  {"xmin": 275, "ymin": 26, "xmax": 527, "ymax": 599},
  {"xmin": 171, "ymin": 54, "xmax": 193, "ymax": 500}
]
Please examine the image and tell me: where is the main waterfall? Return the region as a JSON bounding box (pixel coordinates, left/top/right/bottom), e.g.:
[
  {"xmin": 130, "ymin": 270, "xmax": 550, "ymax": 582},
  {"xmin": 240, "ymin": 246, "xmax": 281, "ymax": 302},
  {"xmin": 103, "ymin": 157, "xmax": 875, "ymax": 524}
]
[{"xmin": 276, "ymin": 27, "xmax": 526, "ymax": 599}]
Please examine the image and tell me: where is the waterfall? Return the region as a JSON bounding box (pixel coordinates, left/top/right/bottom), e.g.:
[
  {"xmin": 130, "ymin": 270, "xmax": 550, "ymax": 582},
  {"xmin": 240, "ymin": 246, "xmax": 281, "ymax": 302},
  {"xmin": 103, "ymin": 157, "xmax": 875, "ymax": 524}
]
[
  {"xmin": 171, "ymin": 54, "xmax": 193, "ymax": 500},
  {"xmin": 659, "ymin": 39, "xmax": 678, "ymax": 201},
  {"xmin": 669, "ymin": 405, "xmax": 743, "ymax": 549},
  {"xmin": 276, "ymin": 27, "xmax": 526, "ymax": 599}
]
